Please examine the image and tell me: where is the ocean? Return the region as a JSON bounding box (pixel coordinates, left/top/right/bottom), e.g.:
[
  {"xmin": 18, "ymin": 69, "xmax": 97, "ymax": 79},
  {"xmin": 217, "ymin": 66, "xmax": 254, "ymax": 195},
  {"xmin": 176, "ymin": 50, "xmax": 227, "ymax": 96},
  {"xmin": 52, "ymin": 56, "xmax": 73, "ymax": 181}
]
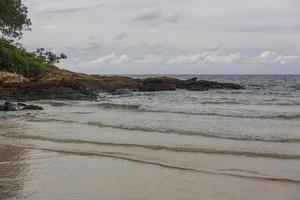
[{"xmin": 0, "ymin": 75, "xmax": 300, "ymax": 200}]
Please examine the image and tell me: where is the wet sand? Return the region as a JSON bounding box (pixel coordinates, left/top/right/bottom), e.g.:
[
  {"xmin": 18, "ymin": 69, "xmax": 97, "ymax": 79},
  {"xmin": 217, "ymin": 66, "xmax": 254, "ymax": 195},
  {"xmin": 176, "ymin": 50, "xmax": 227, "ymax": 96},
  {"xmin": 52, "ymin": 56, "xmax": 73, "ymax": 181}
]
[{"xmin": 0, "ymin": 144, "xmax": 300, "ymax": 200}]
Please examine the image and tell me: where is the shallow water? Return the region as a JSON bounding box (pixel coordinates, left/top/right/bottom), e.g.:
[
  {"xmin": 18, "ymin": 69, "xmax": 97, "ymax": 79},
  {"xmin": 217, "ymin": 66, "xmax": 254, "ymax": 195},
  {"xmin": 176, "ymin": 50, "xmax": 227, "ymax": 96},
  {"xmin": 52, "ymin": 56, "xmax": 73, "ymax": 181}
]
[{"xmin": 0, "ymin": 75, "xmax": 300, "ymax": 199}]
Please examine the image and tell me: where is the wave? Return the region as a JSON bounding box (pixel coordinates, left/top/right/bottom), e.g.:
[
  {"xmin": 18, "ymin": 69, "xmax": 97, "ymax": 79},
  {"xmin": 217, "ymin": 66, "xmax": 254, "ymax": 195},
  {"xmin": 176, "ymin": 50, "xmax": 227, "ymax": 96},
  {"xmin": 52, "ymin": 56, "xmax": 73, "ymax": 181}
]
[
  {"xmin": 32, "ymin": 100, "xmax": 71, "ymax": 107},
  {"xmin": 140, "ymin": 108, "xmax": 300, "ymax": 120},
  {"xmin": 2, "ymin": 142, "xmax": 300, "ymax": 184},
  {"xmin": 3, "ymin": 134, "xmax": 300, "ymax": 160},
  {"xmin": 198, "ymin": 101, "xmax": 245, "ymax": 105},
  {"xmin": 94, "ymin": 103, "xmax": 140, "ymax": 110},
  {"xmin": 92, "ymin": 102, "xmax": 300, "ymax": 119},
  {"xmin": 199, "ymin": 101, "xmax": 300, "ymax": 106},
  {"xmin": 25, "ymin": 118, "xmax": 300, "ymax": 143}
]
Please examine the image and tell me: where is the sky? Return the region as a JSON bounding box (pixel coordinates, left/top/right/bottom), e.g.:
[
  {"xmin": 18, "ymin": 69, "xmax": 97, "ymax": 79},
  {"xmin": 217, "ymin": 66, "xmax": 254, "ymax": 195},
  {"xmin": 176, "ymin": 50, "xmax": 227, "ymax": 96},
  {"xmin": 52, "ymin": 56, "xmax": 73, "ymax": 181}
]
[{"xmin": 22, "ymin": 0, "xmax": 300, "ymax": 74}]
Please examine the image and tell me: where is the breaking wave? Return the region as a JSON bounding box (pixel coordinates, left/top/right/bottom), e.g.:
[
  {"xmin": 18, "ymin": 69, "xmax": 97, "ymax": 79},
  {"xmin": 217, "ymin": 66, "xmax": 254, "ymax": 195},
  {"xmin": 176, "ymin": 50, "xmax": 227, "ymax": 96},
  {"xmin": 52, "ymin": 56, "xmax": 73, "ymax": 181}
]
[
  {"xmin": 92, "ymin": 102, "xmax": 300, "ymax": 120},
  {"xmin": 26, "ymin": 118, "xmax": 300, "ymax": 143}
]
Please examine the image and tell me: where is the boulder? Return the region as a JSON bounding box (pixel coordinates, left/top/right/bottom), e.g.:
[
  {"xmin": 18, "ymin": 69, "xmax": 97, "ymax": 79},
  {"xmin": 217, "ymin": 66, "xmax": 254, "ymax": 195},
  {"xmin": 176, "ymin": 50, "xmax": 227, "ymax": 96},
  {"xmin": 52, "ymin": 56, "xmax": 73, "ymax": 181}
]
[
  {"xmin": 21, "ymin": 105, "xmax": 43, "ymax": 110},
  {"xmin": 0, "ymin": 102, "xmax": 43, "ymax": 111},
  {"xmin": 0, "ymin": 102, "xmax": 20, "ymax": 111}
]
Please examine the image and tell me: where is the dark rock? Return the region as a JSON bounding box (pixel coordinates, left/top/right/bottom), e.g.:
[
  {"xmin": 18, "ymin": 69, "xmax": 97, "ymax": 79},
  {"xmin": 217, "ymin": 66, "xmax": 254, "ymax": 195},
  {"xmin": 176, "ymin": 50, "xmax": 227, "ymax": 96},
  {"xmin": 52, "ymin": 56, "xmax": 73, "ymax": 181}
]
[
  {"xmin": 139, "ymin": 77, "xmax": 181, "ymax": 91},
  {"xmin": 0, "ymin": 102, "xmax": 43, "ymax": 111},
  {"xmin": 0, "ymin": 102, "xmax": 19, "ymax": 111},
  {"xmin": 180, "ymin": 80, "xmax": 245, "ymax": 91},
  {"xmin": 185, "ymin": 77, "xmax": 198, "ymax": 82},
  {"xmin": 21, "ymin": 105, "xmax": 43, "ymax": 110},
  {"xmin": 139, "ymin": 83, "xmax": 176, "ymax": 91},
  {"xmin": 112, "ymin": 89, "xmax": 133, "ymax": 95},
  {"xmin": 17, "ymin": 103, "xmax": 27, "ymax": 107}
]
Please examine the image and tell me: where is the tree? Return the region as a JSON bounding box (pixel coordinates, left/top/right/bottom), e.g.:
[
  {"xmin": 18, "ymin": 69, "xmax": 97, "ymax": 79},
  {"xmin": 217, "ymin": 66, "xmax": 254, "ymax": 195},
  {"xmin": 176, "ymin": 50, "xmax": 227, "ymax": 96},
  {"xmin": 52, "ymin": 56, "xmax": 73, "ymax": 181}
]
[
  {"xmin": 35, "ymin": 48, "xmax": 68, "ymax": 65},
  {"xmin": 0, "ymin": 0, "xmax": 31, "ymax": 39}
]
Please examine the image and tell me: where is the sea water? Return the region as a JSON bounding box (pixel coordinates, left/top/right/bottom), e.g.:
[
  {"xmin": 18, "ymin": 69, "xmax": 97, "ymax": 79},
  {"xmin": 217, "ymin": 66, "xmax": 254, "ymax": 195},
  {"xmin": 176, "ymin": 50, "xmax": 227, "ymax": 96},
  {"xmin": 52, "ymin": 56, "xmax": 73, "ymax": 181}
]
[{"xmin": 0, "ymin": 75, "xmax": 299, "ymax": 200}]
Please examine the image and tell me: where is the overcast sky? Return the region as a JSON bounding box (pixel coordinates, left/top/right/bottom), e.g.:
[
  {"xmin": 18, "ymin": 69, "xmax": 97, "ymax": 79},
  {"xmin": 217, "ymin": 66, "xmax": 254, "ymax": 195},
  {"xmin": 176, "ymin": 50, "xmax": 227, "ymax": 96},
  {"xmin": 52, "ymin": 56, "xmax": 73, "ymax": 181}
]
[{"xmin": 22, "ymin": 0, "xmax": 300, "ymax": 74}]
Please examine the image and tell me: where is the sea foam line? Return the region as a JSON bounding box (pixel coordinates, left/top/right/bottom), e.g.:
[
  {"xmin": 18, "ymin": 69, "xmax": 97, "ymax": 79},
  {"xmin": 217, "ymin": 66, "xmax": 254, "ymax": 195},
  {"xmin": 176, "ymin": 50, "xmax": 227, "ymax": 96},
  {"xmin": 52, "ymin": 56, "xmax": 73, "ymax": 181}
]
[
  {"xmin": 3, "ymin": 134, "xmax": 300, "ymax": 160},
  {"xmin": 92, "ymin": 102, "xmax": 300, "ymax": 120},
  {"xmin": 1, "ymin": 142, "xmax": 300, "ymax": 184},
  {"xmin": 24, "ymin": 117, "xmax": 300, "ymax": 143}
]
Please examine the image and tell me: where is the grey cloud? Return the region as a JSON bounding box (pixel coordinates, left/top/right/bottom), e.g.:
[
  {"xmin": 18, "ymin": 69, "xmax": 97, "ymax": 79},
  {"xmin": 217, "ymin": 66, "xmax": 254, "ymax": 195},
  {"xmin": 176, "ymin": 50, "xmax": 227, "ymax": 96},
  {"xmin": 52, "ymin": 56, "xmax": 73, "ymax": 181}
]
[
  {"xmin": 85, "ymin": 41, "xmax": 104, "ymax": 51},
  {"xmin": 114, "ymin": 33, "xmax": 128, "ymax": 40},
  {"xmin": 132, "ymin": 10, "xmax": 184, "ymax": 24},
  {"xmin": 132, "ymin": 10, "xmax": 162, "ymax": 22},
  {"xmin": 38, "ymin": 3, "xmax": 104, "ymax": 15},
  {"xmin": 164, "ymin": 13, "xmax": 185, "ymax": 23}
]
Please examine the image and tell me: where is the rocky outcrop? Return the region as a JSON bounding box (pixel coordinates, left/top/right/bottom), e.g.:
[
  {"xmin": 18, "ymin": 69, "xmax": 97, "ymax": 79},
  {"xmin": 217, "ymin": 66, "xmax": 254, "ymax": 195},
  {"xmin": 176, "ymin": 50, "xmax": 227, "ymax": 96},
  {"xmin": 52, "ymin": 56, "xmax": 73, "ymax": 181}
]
[
  {"xmin": 0, "ymin": 69, "xmax": 244, "ymax": 101},
  {"xmin": 0, "ymin": 72, "xmax": 29, "ymax": 85}
]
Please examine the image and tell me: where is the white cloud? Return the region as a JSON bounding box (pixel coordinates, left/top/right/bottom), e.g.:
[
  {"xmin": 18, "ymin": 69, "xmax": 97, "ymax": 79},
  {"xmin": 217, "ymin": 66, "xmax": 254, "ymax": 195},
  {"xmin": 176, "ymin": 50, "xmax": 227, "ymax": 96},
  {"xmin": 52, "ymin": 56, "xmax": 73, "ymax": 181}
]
[
  {"xmin": 90, "ymin": 51, "xmax": 299, "ymax": 67},
  {"xmin": 167, "ymin": 54, "xmax": 201, "ymax": 64},
  {"xmin": 92, "ymin": 53, "xmax": 131, "ymax": 64},
  {"xmin": 167, "ymin": 51, "xmax": 242, "ymax": 65},
  {"xmin": 253, "ymin": 51, "xmax": 300, "ymax": 65},
  {"xmin": 111, "ymin": 54, "xmax": 130, "ymax": 64},
  {"xmin": 202, "ymin": 52, "xmax": 242, "ymax": 65},
  {"xmin": 167, "ymin": 50, "xmax": 300, "ymax": 67}
]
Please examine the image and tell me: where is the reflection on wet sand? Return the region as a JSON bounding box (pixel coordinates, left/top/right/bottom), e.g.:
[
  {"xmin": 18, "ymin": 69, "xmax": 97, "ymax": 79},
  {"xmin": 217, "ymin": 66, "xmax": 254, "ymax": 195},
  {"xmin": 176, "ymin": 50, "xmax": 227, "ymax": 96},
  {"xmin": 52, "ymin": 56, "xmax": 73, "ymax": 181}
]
[{"xmin": 0, "ymin": 145, "xmax": 28, "ymax": 199}]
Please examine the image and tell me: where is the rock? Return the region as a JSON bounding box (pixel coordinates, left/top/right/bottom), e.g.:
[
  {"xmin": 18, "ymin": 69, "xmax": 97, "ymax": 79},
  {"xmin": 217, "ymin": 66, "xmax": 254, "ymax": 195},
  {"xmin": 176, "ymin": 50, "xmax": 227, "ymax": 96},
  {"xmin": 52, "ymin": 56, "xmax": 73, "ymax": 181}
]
[
  {"xmin": 0, "ymin": 102, "xmax": 20, "ymax": 111},
  {"xmin": 139, "ymin": 83, "xmax": 177, "ymax": 91},
  {"xmin": 139, "ymin": 77, "xmax": 181, "ymax": 91},
  {"xmin": 185, "ymin": 77, "xmax": 198, "ymax": 83},
  {"xmin": 111, "ymin": 89, "xmax": 133, "ymax": 95},
  {"xmin": 17, "ymin": 103, "xmax": 27, "ymax": 107},
  {"xmin": 0, "ymin": 72, "xmax": 29, "ymax": 85},
  {"xmin": 180, "ymin": 79, "xmax": 245, "ymax": 91},
  {"xmin": 0, "ymin": 102, "xmax": 43, "ymax": 111},
  {"xmin": 21, "ymin": 105, "xmax": 43, "ymax": 110},
  {"xmin": 0, "ymin": 69, "xmax": 245, "ymax": 101}
]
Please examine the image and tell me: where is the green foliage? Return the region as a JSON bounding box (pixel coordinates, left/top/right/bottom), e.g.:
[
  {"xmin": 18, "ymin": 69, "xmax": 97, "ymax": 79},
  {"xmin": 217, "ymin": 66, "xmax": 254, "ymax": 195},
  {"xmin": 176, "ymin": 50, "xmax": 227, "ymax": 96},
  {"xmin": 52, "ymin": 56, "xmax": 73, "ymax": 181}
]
[
  {"xmin": 0, "ymin": 0, "xmax": 32, "ymax": 39},
  {"xmin": 36, "ymin": 48, "xmax": 67, "ymax": 65},
  {"xmin": 0, "ymin": 2, "xmax": 67, "ymax": 78},
  {"xmin": 0, "ymin": 38, "xmax": 51, "ymax": 77}
]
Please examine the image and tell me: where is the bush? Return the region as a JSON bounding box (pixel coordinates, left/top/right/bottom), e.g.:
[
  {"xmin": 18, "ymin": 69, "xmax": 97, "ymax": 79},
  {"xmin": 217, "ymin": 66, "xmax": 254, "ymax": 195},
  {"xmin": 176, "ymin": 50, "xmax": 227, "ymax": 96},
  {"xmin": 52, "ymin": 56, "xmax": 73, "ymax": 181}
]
[{"xmin": 0, "ymin": 38, "xmax": 65, "ymax": 77}]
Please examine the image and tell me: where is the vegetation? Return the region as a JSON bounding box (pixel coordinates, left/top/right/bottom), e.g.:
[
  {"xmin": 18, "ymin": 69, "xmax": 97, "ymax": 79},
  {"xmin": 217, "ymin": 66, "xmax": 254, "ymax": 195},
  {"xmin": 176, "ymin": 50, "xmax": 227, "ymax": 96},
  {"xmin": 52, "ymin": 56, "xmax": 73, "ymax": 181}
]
[
  {"xmin": 35, "ymin": 48, "xmax": 67, "ymax": 65},
  {"xmin": 0, "ymin": 39, "xmax": 68, "ymax": 77},
  {"xmin": 0, "ymin": 0, "xmax": 67, "ymax": 77},
  {"xmin": 0, "ymin": 38, "xmax": 49, "ymax": 77},
  {"xmin": 0, "ymin": 0, "xmax": 31, "ymax": 39}
]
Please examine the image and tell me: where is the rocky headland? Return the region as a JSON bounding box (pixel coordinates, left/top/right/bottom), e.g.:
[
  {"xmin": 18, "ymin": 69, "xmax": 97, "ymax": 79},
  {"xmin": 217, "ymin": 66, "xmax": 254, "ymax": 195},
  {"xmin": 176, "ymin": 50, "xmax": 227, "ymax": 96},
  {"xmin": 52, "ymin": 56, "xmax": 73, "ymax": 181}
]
[{"xmin": 0, "ymin": 69, "xmax": 244, "ymax": 102}]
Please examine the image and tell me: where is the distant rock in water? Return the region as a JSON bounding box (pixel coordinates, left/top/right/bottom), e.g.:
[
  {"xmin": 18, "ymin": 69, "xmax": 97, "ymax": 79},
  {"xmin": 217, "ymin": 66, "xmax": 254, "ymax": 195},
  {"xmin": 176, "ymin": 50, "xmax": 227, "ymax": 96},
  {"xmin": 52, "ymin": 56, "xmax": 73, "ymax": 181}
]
[
  {"xmin": 0, "ymin": 102, "xmax": 43, "ymax": 111},
  {"xmin": 138, "ymin": 76, "xmax": 245, "ymax": 91},
  {"xmin": 0, "ymin": 70, "xmax": 244, "ymax": 101}
]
